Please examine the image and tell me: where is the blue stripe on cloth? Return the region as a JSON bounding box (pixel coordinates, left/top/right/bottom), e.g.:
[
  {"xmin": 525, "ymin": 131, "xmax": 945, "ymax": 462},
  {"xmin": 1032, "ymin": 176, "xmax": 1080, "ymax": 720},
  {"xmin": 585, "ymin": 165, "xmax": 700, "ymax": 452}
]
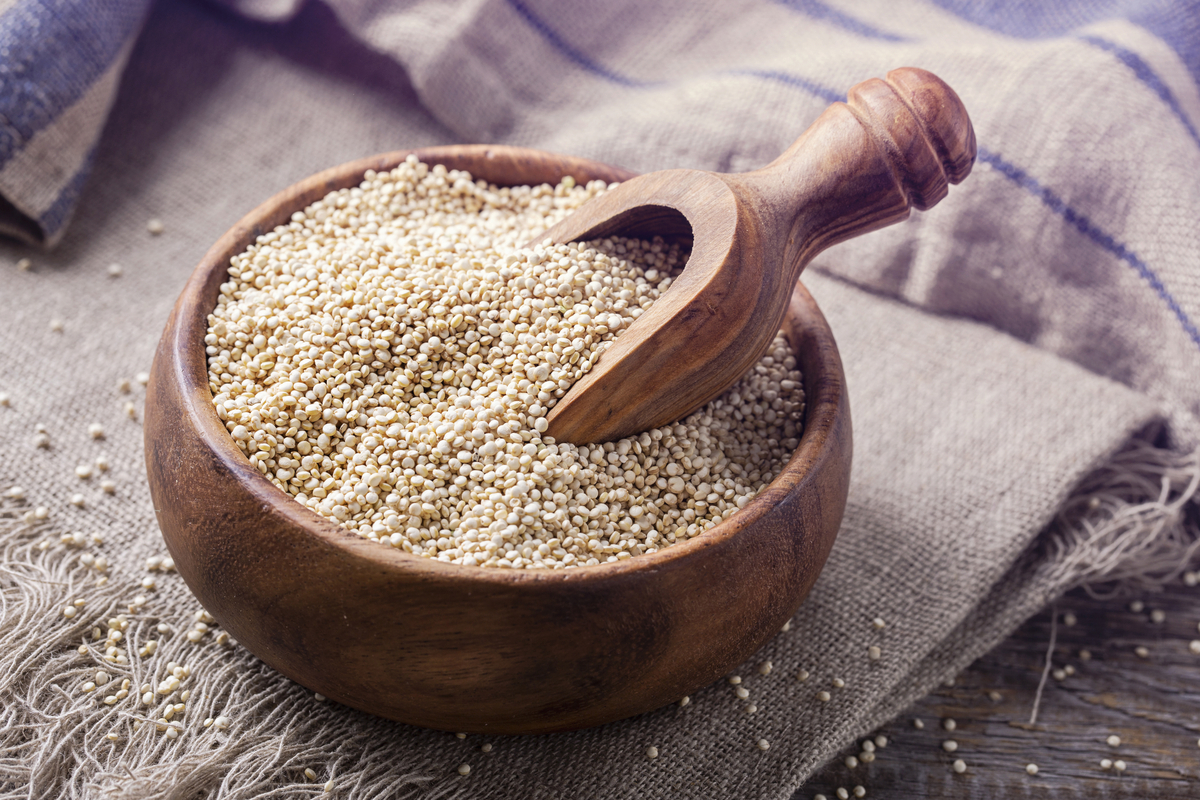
[
  {"xmin": 503, "ymin": 0, "xmax": 655, "ymax": 87},
  {"xmin": 1079, "ymin": 34, "xmax": 1200, "ymax": 150},
  {"xmin": 774, "ymin": 0, "xmax": 909, "ymax": 42},
  {"xmin": 724, "ymin": 69, "xmax": 843, "ymax": 103},
  {"xmin": 0, "ymin": 0, "xmax": 151, "ymax": 168},
  {"xmin": 978, "ymin": 147, "xmax": 1200, "ymax": 350},
  {"xmin": 35, "ymin": 142, "xmax": 96, "ymax": 241},
  {"xmin": 504, "ymin": 0, "xmax": 1200, "ymax": 351},
  {"xmin": 929, "ymin": 0, "xmax": 1200, "ymax": 85}
]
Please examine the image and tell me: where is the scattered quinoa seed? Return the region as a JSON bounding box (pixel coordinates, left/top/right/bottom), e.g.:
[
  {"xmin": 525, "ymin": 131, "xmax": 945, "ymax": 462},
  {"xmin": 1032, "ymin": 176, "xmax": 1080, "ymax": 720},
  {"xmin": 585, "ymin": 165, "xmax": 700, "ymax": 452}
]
[
  {"xmin": 646, "ymin": 746, "xmax": 658, "ymax": 759},
  {"xmin": 853, "ymin": 787, "xmax": 865, "ymax": 798},
  {"xmin": 872, "ymin": 617, "xmax": 885, "ymax": 629},
  {"xmin": 1134, "ymin": 646, "xmax": 1150, "ymax": 659},
  {"xmin": 304, "ymin": 768, "xmax": 317, "ymax": 780},
  {"xmin": 757, "ymin": 739, "xmax": 770, "ymax": 751},
  {"xmin": 136, "ymin": 372, "xmax": 150, "ymax": 386},
  {"xmin": 481, "ymin": 743, "xmax": 493, "ymax": 752},
  {"xmin": 148, "ymin": 218, "xmax": 165, "ymax": 235},
  {"xmin": 1101, "ymin": 758, "xmax": 1112, "ymax": 770},
  {"xmin": 817, "ymin": 691, "xmax": 831, "ymax": 702},
  {"xmin": 728, "ymin": 676, "xmax": 742, "ymax": 685},
  {"xmin": 943, "ymin": 718, "xmax": 956, "ymax": 731},
  {"xmin": 1129, "ymin": 600, "xmax": 1144, "ymax": 613},
  {"xmin": 50, "ymin": 319, "xmax": 64, "ymax": 332},
  {"xmin": 456, "ymin": 763, "xmax": 471, "ymax": 776},
  {"xmin": 1188, "ymin": 640, "xmax": 1200, "ymax": 655},
  {"xmin": 17, "ymin": 258, "xmax": 31, "ymax": 271},
  {"xmin": 912, "ymin": 719, "xmax": 924, "ymax": 729},
  {"xmin": 874, "ymin": 735, "xmax": 887, "ymax": 748},
  {"xmin": 106, "ymin": 263, "xmax": 123, "ymax": 278},
  {"xmin": 1026, "ymin": 763, "xmax": 1038, "ymax": 775},
  {"xmin": 757, "ymin": 661, "xmax": 772, "ymax": 675},
  {"xmin": 797, "ymin": 670, "xmax": 810, "ymax": 682},
  {"xmin": 942, "ymin": 740, "xmax": 957, "ymax": 753},
  {"xmin": 1151, "ymin": 609, "xmax": 1165, "ymax": 624},
  {"xmin": 1062, "ymin": 611, "xmax": 1077, "ymax": 626},
  {"xmin": 867, "ymin": 645, "xmax": 881, "ymax": 660},
  {"xmin": 1106, "ymin": 735, "xmax": 1121, "ymax": 747},
  {"xmin": 1113, "ymin": 760, "xmax": 1126, "ymax": 773},
  {"xmin": 836, "ymin": 788, "xmax": 849, "ymax": 800},
  {"xmin": 953, "ymin": 759, "xmax": 966, "ymax": 774},
  {"xmin": 678, "ymin": 696, "xmax": 690, "ymax": 707},
  {"xmin": 844, "ymin": 755, "xmax": 858, "ymax": 769}
]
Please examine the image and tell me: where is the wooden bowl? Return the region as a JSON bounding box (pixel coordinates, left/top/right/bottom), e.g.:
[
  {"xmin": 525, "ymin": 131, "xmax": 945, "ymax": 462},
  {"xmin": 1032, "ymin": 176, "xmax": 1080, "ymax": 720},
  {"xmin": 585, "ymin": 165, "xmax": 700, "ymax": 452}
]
[{"xmin": 144, "ymin": 145, "xmax": 852, "ymax": 734}]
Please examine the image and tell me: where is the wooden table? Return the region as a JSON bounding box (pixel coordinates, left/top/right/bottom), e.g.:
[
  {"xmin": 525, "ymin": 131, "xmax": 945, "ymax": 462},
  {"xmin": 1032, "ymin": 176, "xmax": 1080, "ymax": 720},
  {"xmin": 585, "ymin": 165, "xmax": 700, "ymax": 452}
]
[{"xmin": 804, "ymin": 581, "xmax": 1200, "ymax": 799}]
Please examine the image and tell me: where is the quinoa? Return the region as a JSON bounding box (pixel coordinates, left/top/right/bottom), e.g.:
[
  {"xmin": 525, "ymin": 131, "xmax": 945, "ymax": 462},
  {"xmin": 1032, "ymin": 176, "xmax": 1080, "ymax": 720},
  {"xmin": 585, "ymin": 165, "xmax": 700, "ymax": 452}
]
[{"xmin": 205, "ymin": 156, "xmax": 804, "ymax": 568}]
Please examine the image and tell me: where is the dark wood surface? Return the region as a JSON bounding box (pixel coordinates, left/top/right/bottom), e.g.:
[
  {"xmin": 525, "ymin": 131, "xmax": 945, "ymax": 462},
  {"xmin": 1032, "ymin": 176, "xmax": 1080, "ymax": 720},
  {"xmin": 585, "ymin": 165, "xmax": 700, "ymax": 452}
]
[
  {"xmin": 143, "ymin": 146, "xmax": 853, "ymax": 734},
  {"xmin": 805, "ymin": 582, "xmax": 1200, "ymax": 799},
  {"xmin": 543, "ymin": 67, "xmax": 976, "ymax": 444}
]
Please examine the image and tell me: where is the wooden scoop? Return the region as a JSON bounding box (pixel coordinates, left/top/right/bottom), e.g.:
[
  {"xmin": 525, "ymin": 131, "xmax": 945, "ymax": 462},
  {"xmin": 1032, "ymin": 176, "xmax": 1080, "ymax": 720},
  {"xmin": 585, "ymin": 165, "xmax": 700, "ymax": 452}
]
[{"xmin": 541, "ymin": 67, "xmax": 975, "ymax": 444}]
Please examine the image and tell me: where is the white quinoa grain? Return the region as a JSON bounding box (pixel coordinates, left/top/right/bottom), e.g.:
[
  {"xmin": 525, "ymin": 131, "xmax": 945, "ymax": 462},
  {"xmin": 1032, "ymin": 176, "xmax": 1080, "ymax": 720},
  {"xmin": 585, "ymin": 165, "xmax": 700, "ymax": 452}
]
[
  {"xmin": 852, "ymin": 787, "xmax": 865, "ymax": 799},
  {"xmin": 1106, "ymin": 735, "xmax": 1121, "ymax": 747},
  {"xmin": 817, "ymin": 691, "xmax": 831, "ymax": 702},
  {"xmin": 646, "ymin": 746, "xmax": 658, "ymax": 759},
  {"xmin": 206, "ymin": 158, "xmax": 804, "ymax": 568},
  {"xmin": 1189, "ymin": 639, "xmax": 1200, "ymax": 655},
  {"xmin": 106, "ymin": 263, "xmax": 123, "ymax": 278},
  {"xmin": 17, "ymin": 258, "xmax": 32, "ymax": 271},
  {"xmin": 304, "ymin": 768, "xmax": 317, "ymax": 780},
  {"xmin": 952, "ymin": 759, "xmax": 966, "ymax": 774},
  {"xmin": 757, "ymin": 738, "xmax": 770, "ymax": 751},
  {"xmin": 942, "ymin": 740, "xmax": 957, "ymax": 753},
  {"xmin": 147, "ymin": 218, "xmax": 165, "ymax": 235},
  {"xmin": 1025, "ymin": 763, "xmax": 1038, "ymax": 775}
]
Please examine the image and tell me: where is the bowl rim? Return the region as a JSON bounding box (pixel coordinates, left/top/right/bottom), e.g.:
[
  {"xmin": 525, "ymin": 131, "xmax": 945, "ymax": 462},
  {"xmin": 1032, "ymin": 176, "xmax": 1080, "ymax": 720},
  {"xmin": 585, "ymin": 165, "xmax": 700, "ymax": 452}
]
[{"xmin": 161, "ymin": 143, "xmax": 845, "ymax": 590}]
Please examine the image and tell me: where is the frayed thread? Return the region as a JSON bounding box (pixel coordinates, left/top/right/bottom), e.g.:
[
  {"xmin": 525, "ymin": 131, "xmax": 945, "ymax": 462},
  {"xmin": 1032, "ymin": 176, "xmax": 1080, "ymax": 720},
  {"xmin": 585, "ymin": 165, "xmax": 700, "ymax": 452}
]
[{"xmin": 1038, "ymin": 439, "xmax": 1200, "ymax": 597}]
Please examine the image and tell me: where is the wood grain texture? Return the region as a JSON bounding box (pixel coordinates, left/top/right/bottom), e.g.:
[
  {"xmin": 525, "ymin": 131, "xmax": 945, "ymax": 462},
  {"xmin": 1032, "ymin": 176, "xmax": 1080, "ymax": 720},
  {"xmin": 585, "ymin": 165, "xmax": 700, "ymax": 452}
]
[
  {"xmin": 143, "ymin": 145, "xmax": 853, "ymax": 734},
  {"xmin": 803, "ymin": 585, "xmax": 1200, "ymax": 799},
  {"xmin": 543, "ymin": 67, "xmax": 976, "ymax": 444}
]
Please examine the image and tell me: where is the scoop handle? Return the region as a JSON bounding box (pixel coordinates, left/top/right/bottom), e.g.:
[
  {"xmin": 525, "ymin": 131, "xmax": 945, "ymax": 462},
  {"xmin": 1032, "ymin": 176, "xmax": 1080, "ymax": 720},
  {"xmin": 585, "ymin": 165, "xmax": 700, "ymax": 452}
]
[{"xmin": 728, "ymin": 67, "xmax": 976, "ymax": 277}]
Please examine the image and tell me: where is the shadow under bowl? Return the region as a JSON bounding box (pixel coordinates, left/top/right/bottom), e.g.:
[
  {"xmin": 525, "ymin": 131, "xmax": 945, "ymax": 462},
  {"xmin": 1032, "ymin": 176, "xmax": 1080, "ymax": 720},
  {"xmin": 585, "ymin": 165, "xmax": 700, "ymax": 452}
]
[{"xmin": 144, "ymin": 145, "xmax": 852, "ymax": 734}]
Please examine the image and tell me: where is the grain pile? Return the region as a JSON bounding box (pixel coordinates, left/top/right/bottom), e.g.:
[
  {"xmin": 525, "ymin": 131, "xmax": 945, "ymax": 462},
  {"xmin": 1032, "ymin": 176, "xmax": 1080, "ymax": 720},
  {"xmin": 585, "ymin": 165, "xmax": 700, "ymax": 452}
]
[{"xmin": 205, "ymin": 156, "xmax": 804, "ymax": 568}]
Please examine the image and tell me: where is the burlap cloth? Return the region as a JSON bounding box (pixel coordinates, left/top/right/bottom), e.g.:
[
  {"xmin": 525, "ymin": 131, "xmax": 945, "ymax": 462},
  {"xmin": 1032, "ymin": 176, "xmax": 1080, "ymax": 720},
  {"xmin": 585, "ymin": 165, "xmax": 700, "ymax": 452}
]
[{"xmin": 2, "ymin": 1, "xmax": 1198, "ymax": 797}]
